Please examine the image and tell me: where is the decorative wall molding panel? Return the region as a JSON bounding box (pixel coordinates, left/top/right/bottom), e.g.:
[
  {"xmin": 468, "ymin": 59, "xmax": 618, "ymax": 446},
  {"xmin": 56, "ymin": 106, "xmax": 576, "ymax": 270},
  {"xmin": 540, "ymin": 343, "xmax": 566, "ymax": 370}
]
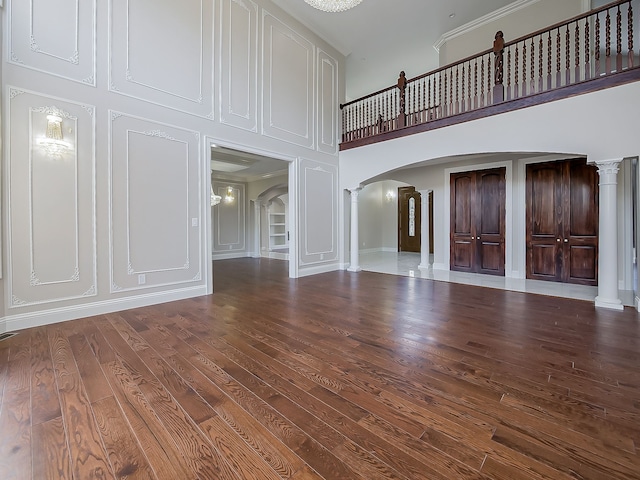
[
  {"xmin": 109, "ymin": 0, "xmax": 215, "ymax": 118},
  {"xmin": 109, "ymin": 112, "xmax": 203, "ymax": 292},
  {"xmin": 212, "ymin": 181, "xmax": 246, "ymax": 252},
  {"xmin": 7, "ymin": 88, "xmax": 97, "ymax": 307},
  {"xmin": 317, "ymin": 49, "xmax": 338, "ymax": 154},
  {"xmin": 262, "ymin": 11, "xmax": 314, "ymax": 148},
  {"xmin": 8, "ymin": 0, "xmax": 96, "ymax": 85},
  {"xmin": 220, "ymin": 0, "xmax": 258, "ymax": 132},
  {"xmin": 298, "ymin": 158, "xmax": 337, "ymax": 265}
]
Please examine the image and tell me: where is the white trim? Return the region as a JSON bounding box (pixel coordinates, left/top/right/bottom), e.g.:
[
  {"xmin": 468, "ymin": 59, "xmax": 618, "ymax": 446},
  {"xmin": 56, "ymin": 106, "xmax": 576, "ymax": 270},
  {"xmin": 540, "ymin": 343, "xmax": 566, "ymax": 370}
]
[
  {"xmin": 297, "ymin": 262, "xmax": 340, "ymax": 277},
  {"xmin": 0, "ymin": 286, "xmax": 208, "ymax": 333},
  {"xmin": 433, "ymin": 0, "xmax": 543, "ymax": 52},
  {"xmin": 212, "ymin": 252, "xmax": 252, "ymax": 260}
]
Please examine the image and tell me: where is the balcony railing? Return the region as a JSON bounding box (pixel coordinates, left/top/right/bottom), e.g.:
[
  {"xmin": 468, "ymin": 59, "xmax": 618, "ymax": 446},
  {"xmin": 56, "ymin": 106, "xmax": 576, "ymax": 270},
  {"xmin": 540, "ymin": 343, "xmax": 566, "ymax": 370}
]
[{"xmin": 340, "ymin": 0, "xmax": 640, "ymax": 150}]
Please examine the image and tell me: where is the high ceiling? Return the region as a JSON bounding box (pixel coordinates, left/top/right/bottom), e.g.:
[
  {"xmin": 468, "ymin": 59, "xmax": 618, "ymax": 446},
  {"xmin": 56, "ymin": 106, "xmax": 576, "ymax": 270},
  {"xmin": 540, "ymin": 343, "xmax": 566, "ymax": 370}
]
[{"xmin": 271, "ymin": 0, "xmax": 516, "ymax": 99}]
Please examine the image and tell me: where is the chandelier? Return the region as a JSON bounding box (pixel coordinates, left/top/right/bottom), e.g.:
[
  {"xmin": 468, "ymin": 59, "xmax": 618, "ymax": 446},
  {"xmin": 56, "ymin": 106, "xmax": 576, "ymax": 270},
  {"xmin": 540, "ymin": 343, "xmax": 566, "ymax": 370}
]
[{"xmin": 304, "ymin": 0, "xmax": 362, "ymax": 13}]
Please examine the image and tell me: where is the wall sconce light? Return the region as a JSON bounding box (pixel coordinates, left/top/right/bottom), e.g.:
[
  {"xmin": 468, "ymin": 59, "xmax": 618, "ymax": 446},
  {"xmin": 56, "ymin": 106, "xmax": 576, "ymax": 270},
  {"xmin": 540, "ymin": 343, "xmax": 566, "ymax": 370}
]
[
  {"xmin": 211, "ymin": 185, "xmax": 221, "ymax": 206},
  {"xmin": 385, "ymin": 190, "xmax": 395, "ymax": 202},
  {"xmin": 38, "ymin": 114, "xmax": 73, "ymax": 159},
  {"xmin": 224, "ymin": 186, "xmax": 235, "ymax": 204}
]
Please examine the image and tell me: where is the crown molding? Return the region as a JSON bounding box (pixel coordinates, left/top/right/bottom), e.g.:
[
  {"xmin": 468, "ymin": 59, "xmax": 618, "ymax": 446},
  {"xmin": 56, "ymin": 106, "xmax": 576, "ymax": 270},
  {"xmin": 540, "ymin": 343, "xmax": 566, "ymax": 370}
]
[{"xmin": 433, "ymin": 0, "xmax": 544, "ymax": 53}]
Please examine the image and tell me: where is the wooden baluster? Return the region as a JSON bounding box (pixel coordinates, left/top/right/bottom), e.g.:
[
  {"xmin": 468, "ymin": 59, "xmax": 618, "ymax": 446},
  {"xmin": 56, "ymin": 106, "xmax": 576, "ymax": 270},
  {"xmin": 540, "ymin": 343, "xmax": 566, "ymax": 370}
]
[
  {"xmin": 392, "ymin": 89, "xmax": 396, "ymax": 130},
  {"xmin": 438, "ymin": 72, "xmax": 443, "ymax": 119},
  {"xmin": 467, "ymin": 61, "xmax": 472, "ymax": 111},
  {"xmin": 404, "ymin": 83, "xmax": 413, "ymax": 126},
  {"xmin": 443, "ymin": 70, "xmax": 448, "ymax": 116},
  {"xmin": 556, "ymin": 28, "xmax": 562, "ymax": 87},
  {"xmin": 522, "ymin": 41, "xmax": 527, "ymax": 96},
  {"xmin": 422, "ymin": 78, "xmax": 426, "ymax": 122},
  {"xmin": 514, "ymin": 45, "xmax": 519, "ymax": 98},
  {"xmin": 628, "ymin": 1, "xmax": 634, "ymax": 68},
  {"xmin": 368, "ymin": 98, "xmax": 373, "ymax": 136},
  {"xmin": 547, "ymin": 32, "xmax": 552, "ymax": 90},
  {"xmin": 464, "ymin": 62, "xmax": 473, "ymax": 110},
  {"xmin": 487, "ymin": 54, "xmax": 492, "ymax": 105},
  {"xmin": 427, "ymin": 76, "xmax": 432, "ymax": 120},
  {"xmin": 474, "ymin": 59, "xmax": 479, "ymax": 107},
  {"xmin": 616, "ymin": 5, "xmax": 623, "ymax": 71},
  {"xmin": 565, "ymin": 25, "xmax": 571, "ymax": 86},
  {"xmin": 493, "ymin": 31, "xmax": 505, "ymax": 103},
  {"xmin": 606, "ymin": 9, "xmax": 612, "ymax": 74},
  {"xmin": 595, "ymin": 14, "xmax": 601, "ymax": 76},
  {"xmin": 506, "ymin": 48, "xmax": 512, "ymax": 100},
  {"xmin": 415, "ymin": 81, "xmax": 419, "ymax": 124},
  {"xmin": 538, "ymin": 36, "xmax": 543, "ymax": 92},
  {"xmin": 386, "ymin": 92, "xmax": 390, "ymax": 131},
  {"xmin": 455, "ymin": 66, "xmax": 460, "ymax": 114},
  {"xmin": 449, "ymin": 68, "xmax": 454, "ymax": 115},
  {"xmin": 480, "ymin": 57, "xmax": 485, "ymax": 107},
  {"xmin": 575, "ymin": 22, "xmax": 581, "ymax": 82},
  {"xmin": 584, "ymin": 18, "xmax": 591, "ymax": 80},
  {"xmin": 530, "ymin": 37, "xmax": 535, "ymax": 94}
]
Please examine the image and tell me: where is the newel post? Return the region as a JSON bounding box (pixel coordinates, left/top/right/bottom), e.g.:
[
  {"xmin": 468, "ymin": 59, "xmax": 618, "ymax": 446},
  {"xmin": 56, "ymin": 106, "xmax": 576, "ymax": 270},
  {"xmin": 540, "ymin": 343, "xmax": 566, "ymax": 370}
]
[
  {"xmin": 397, "ymin": 71, "xmax": 407, "ymax": 128},
  {"xmin": 493, "ymin": 31, "xmax": 505, "ymax": 104}
]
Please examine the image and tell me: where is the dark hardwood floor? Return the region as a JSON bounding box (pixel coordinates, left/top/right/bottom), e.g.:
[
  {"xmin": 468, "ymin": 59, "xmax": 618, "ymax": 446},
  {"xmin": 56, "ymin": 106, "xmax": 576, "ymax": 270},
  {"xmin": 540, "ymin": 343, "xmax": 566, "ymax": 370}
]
[{"xmin": 1, "ymin": 258, "xmax": 639, "ymax": 479}]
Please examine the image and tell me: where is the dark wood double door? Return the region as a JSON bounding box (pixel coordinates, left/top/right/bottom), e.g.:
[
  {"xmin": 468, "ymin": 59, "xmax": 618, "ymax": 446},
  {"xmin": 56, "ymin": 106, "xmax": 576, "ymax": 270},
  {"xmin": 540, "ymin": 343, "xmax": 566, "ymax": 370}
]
[
  {"xmin": 450, "ymin": 168, "xmax": 506, "ymax": 276},
  {"xmin": 526, "ymin": 159, "xmax": 598, "ymax": 285}
]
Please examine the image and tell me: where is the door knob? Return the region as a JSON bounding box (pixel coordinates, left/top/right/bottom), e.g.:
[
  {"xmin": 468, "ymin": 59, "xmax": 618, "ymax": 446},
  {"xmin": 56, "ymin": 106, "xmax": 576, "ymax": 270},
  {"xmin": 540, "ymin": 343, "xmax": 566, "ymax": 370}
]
[
  {"xmin": 557, "ymin": 238, "xmax": 561, "ymax": 242},
  {"xmin": 564, "ymin": 239, "xmax": 568, "ymax": 243}
]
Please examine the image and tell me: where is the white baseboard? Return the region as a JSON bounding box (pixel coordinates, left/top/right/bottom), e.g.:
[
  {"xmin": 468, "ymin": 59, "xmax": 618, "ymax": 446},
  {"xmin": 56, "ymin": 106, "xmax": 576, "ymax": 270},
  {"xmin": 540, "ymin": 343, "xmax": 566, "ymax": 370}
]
[
  {"xmin": 212, "ymin": 252, "xmax": 251, "ymax": 260},
  {"xmin": 360, "ymin": 247, "xmax": 398, "ymax": 254},
  {"xmin": 297, "ymin": 262, "xmax": 340, "ymax": 277},
  {"xmin": 432, "ymin": 263, "xmax": 448, "ymax": 271},
  {"xmin": 0, "ymin": 285, "xmax": 209, "ymax": 333}
]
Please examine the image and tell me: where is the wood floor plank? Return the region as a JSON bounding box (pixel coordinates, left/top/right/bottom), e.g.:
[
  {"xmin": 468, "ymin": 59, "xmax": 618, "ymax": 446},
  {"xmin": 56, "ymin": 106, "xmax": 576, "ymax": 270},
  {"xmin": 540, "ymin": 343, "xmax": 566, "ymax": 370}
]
[
  {"xmin": 32, "ymin": 417, "xmax": 71, "ymax": 480},
  {"xmin": 0, "ymin": 334, "xmax": 32, "ymax": 480},
  {"xmin": 92, "ymin": 396, "xmax": 156, "ymax": 480},
  {"xmin": 101, "ymin": 359, "xmax": 199, "ymax": 480},
  {"xmin": 30, "ymin": 328, "xmax": 61, "ymax": 425}
]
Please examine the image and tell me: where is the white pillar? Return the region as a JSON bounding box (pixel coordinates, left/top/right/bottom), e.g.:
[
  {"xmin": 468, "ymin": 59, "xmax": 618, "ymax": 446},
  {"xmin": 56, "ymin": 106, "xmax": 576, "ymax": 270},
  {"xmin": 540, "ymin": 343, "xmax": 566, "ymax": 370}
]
[
  {"xmin": 418, "ymin": 189, "xmax": 431, "ymax": 270},
  {"xmin": 347, "ymin": 188, "xmax": 362, "ymax": 272},
  {"xmin": 591, "ymin": 159, "xmax": 624, "ymax": 310},
  {"xmin": 252, "ymin": 201, "xmax": 262, "ymax": 258}
]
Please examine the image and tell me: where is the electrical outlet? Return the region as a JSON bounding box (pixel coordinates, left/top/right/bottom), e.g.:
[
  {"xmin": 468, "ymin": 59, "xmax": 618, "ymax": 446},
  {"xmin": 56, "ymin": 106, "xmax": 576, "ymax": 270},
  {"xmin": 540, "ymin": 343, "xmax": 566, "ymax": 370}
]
[
  {"xmin": 138, "ymin": 274, "xmax": 146, "ymax": 285},
  {"xmin": 191, "ymin": 218, "xmax": 198, "ymax": 227}
]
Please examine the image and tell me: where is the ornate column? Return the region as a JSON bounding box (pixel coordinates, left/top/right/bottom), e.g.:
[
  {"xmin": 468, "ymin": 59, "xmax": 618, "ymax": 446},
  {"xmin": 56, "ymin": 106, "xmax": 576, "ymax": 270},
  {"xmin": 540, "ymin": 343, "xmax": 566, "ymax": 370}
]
[
  {"xmin": 418, "ymin": 189, "xmax": 432, "ymax": 270},
  {"xmin": 591, "ymin": 159, "xmax": 624, "ymax": 310},
  {"xmin": 252, "ymin": 201, "xmax": 262, "ymax": 258},
  {"xmin": 347, "ymin": 188, "xmax": 362, "ymax": 272}
]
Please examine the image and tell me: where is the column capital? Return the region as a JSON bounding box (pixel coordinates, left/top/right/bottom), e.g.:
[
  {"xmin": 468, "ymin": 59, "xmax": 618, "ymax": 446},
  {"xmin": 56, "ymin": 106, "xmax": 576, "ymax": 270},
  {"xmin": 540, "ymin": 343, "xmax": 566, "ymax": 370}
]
[
  {"xmin": 348, "ymin": 187, "xmax": 362, "ymax": 200},
  {"xmin": 588, "ymin": 158, "xmax": 623, "ymax": 176},
  {"xmin": 418, "ymin": 188, "xmax": 433, "ymax": 195}
]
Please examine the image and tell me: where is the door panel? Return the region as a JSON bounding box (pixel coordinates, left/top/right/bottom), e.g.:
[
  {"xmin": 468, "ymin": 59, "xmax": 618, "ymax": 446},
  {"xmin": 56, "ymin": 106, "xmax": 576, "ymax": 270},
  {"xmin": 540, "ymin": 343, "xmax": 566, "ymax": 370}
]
[
  {"xmin": 451, "ymin": 173, "xmax": 475, "ymax": 272},
  {"xmin": 530, "ymin": 244, "xmax": 559, "ymax": 278},
  {"xmin": 477, "ymin": 170, "xmax": 505, "ymax": 275},
  {"xmin": 398, "ymin": 186, "xmax": 421, "ymax": 252},
  {"xmin": 451, "ymin": 168, "xmax": 505, "ymax": 275},
  {"xmin": 526, "ymin": 158, "xmax": 598, "ymax": 285}
]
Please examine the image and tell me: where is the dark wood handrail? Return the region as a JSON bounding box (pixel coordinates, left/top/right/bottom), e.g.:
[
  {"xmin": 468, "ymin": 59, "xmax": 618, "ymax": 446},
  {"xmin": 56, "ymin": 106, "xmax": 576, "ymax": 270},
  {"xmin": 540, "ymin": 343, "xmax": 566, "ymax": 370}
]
[{"xmin": 340, "ymin": 0, "xmax": 637, "ymax": 148}]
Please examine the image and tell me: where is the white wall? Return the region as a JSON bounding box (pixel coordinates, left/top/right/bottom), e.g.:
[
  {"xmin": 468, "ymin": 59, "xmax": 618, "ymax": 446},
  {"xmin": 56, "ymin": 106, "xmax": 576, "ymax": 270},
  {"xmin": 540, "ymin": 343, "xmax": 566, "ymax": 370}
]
[
  {"xmin": 358, "ymin": 180, "xmax": 403, "ymax": 252},
  {"xmin": 437, "ymin": 0, "xmax": 587, "ymax": 66},
  {"xmin": 1, "ymin": 0, "xmax": 345, "ymax": 331}
]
